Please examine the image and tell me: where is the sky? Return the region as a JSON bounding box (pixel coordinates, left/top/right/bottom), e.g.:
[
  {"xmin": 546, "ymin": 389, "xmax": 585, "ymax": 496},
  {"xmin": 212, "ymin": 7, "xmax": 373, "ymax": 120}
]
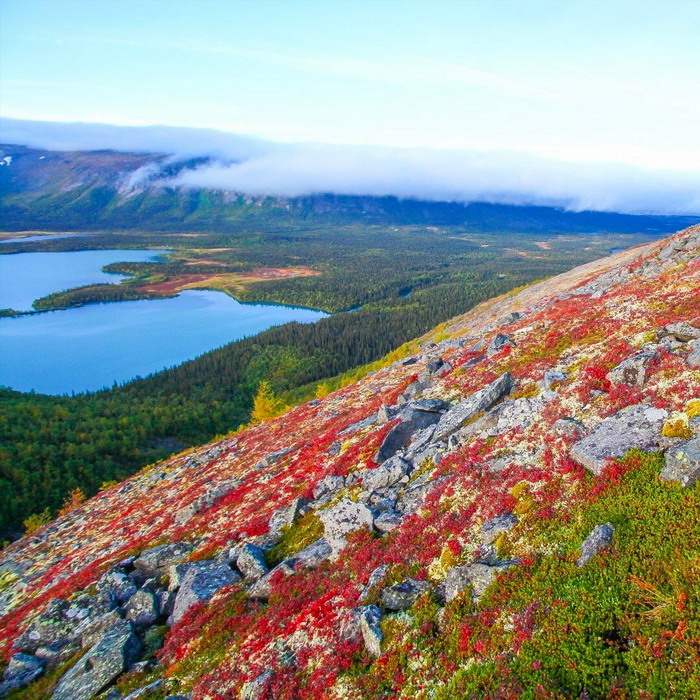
[{"xmin": 1, "ymin": 0, "xmax": 699, "ymax": 213}]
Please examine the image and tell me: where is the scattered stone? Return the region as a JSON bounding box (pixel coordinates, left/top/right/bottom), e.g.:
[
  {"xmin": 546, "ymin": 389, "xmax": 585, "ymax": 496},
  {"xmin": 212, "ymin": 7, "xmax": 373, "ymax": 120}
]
[
  {"xmin": 174, "ymin": 479, "xmax": 241, "ymax": 525},
  {"xmin": 287, "ymin": 538, "xmax": 333, "ymax": 569},
  {"xmin": 13, "ymin": 598, "xmax": 87, "ymax": 654},
  {"xmin": 425, "ymin": 358, "xmax": 445, "ymax": 374},
  {"xmin": 374, "ymin": 511, "xmax": 403, "ymax": 533},
  {"xmin": 577, "ymin": 523, "xmax": 615, "ymax": 566},
  {"xmin": 361, "ymin": 455, "xmax": 411, "ymax": 492},
  {"xmin": 312, "ymin": 475, "xmax": 346, "ymax": 500},
  {"xmin": 34, "ymin": 643, "xmax": 80, "ymax": 669},
  {"xmin": 660, "ymin": 438, "xmax": 700, "ymax": 487},
  {"xmin": 359, "ymin": 564, "xmax": 390, "ymax": 602},
  {"xmin": 268, "ymin": 498, "xmax": 313, "ymax": 537},
  {"xmin": 97, "ymin": 570, "xmax": 137, "ymax": 605},
  {"xmin": 433, "ymin": 373, "xmax": 513, "ymax": 442},
  {"xmin": 444, "ymin": 562, "xmax": 514, "ymax": 603},
  {"xmin": 319, "ymin": 499, "xmax": 375, "ymax": 555},
  {"xmin": 380, "ymin": 579, "xmax": 431, "ymax": 611},
  {"xmin": 240, "ymin": 670, "xmax": 274, "ymax": 700},
  {"xmin": 0, "ymin": 653, "xmax": 45, "ymax": 696},
  {"xmin": 256, "ymin": 447, "xmax": 293, "ymax": 470},
  {"xmin": 247, "ymin": 563, "xmax": 295, "ymax": 600},
  {"xmin": 487, "ymin": 333, "xmax": 515, "ymax": 357},
  {"xmin": 52, "ymin": 619, "xmax": 140, "ymax": 700},
  {"xmin": 481, "ymin": 512, "xmax": 518, "ymax": 547},
  {"xmin": 236, "ymin": 544, "xmax": 269, "ymax": 581},
  {"xmin": 553, "ymin": 417, "xmax": 587, "ymax": 440},
  {"xmin": 170, "ymin": 561, "xmax": 240, "ymax": 625},
  {"xmin": 687, "ymin": 339, "xmax": 700, "ymax": 368},
  {"xmin": 327, "ymin": 441, "xmax": 342, "ymax": 455},
  {"xmin": 123, "ymin": 680, "xmax": 167, "ymax": 699},
  {"xmin": 658, "ymin": 321, "xmax": 700, "ymax": 343},
  {"xmin": 375, "ymin": 405, "xmax": 445, "ymax": 463},
  {"xmin": 606, "ymin": 350, "xmax": 657, "ymax": 387},
  {"xmin": 496, "ymin": 396, "xmax": 545, "ymax": 433},
  {"xmin": 124, "ymin": 589, "xmax": 159, "ymax": 629},
  {"xmin": 497, "ymin": 312, "xmax": 521, "ymax": 326},
  {"xmin": 339, "ymin": 415, "xmax": 377, "ymax": 436},
  {"xmin": 132, "ymin": 542, "xmax": 195, "ymax": 580},
  {"xmin": 356, "ymin": 605, "xmax": 383, "ymax": 656},
  {"xmin": 396, "ymin": 475, "xmax": 451, "ymax": 515},
  {"xmin": 80, "ymin": 611, "xmax": 124, "ymax": 649},
  {"xmin": 570, "ymin": 404, "xmax": 668, "ymax": 475}
]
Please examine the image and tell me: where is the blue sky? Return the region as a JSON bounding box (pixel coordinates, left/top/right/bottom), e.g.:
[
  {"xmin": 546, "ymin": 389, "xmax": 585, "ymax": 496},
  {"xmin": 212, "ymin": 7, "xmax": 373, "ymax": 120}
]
[{"xmin": 1, "ymin": 1, "xmax": 699, "ymax": 214}]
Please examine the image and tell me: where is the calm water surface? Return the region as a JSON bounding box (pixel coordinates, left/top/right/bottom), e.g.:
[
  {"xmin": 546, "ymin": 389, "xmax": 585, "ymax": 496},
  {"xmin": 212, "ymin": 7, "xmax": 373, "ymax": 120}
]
[
  {"xmin": 0, "ymin": 249, "xmax": 167, "ymax": 311},
  {"xmin": 0, "ymin": 250, "xmax": 327, "ymax": 394}
]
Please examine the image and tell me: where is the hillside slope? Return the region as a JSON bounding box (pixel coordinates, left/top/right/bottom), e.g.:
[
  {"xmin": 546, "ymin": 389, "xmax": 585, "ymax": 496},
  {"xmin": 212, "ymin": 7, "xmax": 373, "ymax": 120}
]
[
  {"xmin": 0, "ymin": 227, "xmax": 699, "ymax": 699},
  {"xmin": 1, "ymin": 144, "xmax": 699, "ymax": 233}
]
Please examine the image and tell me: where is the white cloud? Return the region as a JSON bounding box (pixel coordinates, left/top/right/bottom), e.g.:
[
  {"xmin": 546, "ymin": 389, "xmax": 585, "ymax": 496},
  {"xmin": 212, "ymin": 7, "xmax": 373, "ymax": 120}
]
[{"xmin": 1, "ymin": 117, "xmax": 699, "ymax": 215}]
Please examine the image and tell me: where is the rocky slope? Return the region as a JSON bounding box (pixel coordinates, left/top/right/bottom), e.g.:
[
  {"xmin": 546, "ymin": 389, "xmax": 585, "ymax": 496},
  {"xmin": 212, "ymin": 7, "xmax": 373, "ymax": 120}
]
[{"xmin": 1, "ymin": 226, "xmax": 699, "ymax": 699}]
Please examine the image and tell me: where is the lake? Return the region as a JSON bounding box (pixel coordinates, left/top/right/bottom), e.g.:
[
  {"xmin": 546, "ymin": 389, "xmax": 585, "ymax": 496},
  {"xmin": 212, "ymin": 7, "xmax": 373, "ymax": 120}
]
[
  {"xmin": 0, "ymin": 250, "xmax": 327, "ymax": 395},
  {"xmin": 0, "ymin": 249, "xmax": 167, "ymax": 312}
]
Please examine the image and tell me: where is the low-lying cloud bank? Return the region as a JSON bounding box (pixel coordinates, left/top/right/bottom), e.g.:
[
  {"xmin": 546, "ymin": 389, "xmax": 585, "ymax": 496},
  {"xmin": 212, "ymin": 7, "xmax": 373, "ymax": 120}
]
[{"xmin": 2, "ymin": 117, "xmax": 699, "ymax": 215}]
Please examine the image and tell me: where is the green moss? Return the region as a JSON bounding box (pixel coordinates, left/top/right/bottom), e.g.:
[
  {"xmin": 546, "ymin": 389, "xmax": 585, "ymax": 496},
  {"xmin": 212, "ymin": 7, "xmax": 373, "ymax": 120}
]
[{"xmin": 264, "ymin": 511, "xmax": 324, "ymax": 567}]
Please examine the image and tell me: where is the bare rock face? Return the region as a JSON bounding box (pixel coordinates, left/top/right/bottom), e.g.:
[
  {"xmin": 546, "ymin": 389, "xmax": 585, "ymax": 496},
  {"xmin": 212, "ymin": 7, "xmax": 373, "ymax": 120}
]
[
  {"xmin": 660, "ymin": 438, "xmax": 700, "ymax": 487},
  {"xmin": 481, "ymin": 513, "xmax": 518, "ymax": 547},
  {"xmin": 487, "ymin": 333, "xmax": 515, "ymax": 357},
  {"xmin": 361, "ymin": 455, "xmax": 411, "ymax": 492},
  {"xmin": 380, "ymin": 579, "xmax": 431, "ymax": 611},
  {"xmin": 570, "ymin": 404, "xmax": 668, "ymax": 475},
  {"xmin": 606, "ymin": 350, "xmax": 657, "ymax": 387},
  {"xmin": 319, "ymin": 499, "xmax": 375, "ymax": 556},
  {"xmin": 268, "ymin": 497, "xmax": 313, "ymax": 537},
  {"xmin": 375, "ymin": 404, "xmax": 446, "ymax": 463},
  {"xmin": 169, "ymin": 561, "xmax": 240, "ymax": 625},
  {"xmin": 52, "ymin": 619, "xmax": 140, "ymax": 700},
  {"xmin": 577, "ymin": 523, "xmax": 615, "ymax": 566},
  {"xmin": 433, "ymin": 373, "xmax": 513, "ymax": 442}
]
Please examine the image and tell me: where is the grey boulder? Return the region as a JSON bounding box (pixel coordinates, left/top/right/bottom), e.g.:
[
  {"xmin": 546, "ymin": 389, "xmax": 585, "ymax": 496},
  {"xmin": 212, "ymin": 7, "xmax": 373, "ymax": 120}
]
[
  {"xmin": 169, "ymin": 561, "xmax": 240, "ymax": 625},
  {"xmin": 133, "ymin": 542, "xmax": 195, "ymax": 580},
  {"xmin": 356, "ymin": 605, "xmax": 383, "ymax": 656},
  {"xmin": 570, "ymin": 404, "xmax": 668, "ymax": 475},
  {"xmin": 52, "ymin": 619, "xmax": 140, "ymax": 700},
  {"xmin": 660, "ymin": 438, "xmax": 700, "ymax": 487},
  {"xmin": 659, "ymin": 321, "xmax": 700, "ymax": 343},
  {"xmin": 0, "ymin": 653, "xmax": 45, "ymax": 697},
  {"xmin": 433, "ymin": 373, "xmax": 513, "ymax": 442},
  {"xmin": 236, "ymin": 543, "xmax": 269, "ymax": 581},
  {"xmin": 577, "ymin": 523, "xmax": 615, "ymax": 566},
  {"xmin": 380, "ymin": 579, "xmax": 431, "ymax": 611},
  {"xmin": 375, "ymin": 406, "xmax": 444, "ymax": 463},
  {"xmin": 606, "ymin": 350, "xmax": 657, "ymax": 387},
  {"xmin": 124, "ymin": 589, "xmax": 159, "ymax": 629},
  {"xmin": 319, "ymin": 499, "xmax": 375, "ymax": 555},
  {"xmin": 444, "ymin": 562, "xmax": 514, "ymax": 604},
  {"xmin": 360, "ymin": 455, "xmax": 411, "ymax": 492}
]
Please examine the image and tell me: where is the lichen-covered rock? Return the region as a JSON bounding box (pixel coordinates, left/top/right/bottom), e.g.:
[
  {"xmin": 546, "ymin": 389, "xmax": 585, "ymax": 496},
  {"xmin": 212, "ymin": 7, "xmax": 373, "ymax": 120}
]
[
  {"xmin": 52, "ymin": 619, "xmax": 140, "ymax": 700},
  {"xmin": 570, "ymin": 404, "xmax": 668, "ymax": 475},
  {"xmin": 133, "ymin": 542, "xmax": 195, "ymax": 580},
  {"xmin": 287, "ymin": 538, "xmax": 333, "ymax": 569},
  {"xmin": 444, "ymin": 562, "xmax": 515, "ymax": 603},
  {"xmin": 496, "ymin": 396, "xmax": 546, "ymax": 433},
  {"xmin": 433, "ymin": 373, "xmax": 513, "ymax": 442},
  {"xmin": 396, "ymin": 475, "xmax": 451, "ymax": 515},
  {"xmin": 660, "ymin": 438, "xmax": 700, "ymax": 487},
  {"xmin": 240, "ymin": 670, "xmax": 273, "ymax": 700},
  {"xmin": 487, "ymin": 333, "xmax": 515, "ymax": 357},
  {"xmin": 375, "ymin": 406, "xmax": 444, "ymax": 463},
  {"xmin": 312, "ymin": 475, "xmax": 346, "ymax": 501},
  {"xmin": 319, "ymin": 499, "xmax": 375, "ymax": 556},
  {"xmin": 169, "ymin": 561, "xmax": 240, "ymax": 625},
  {"xmin": 481, "ymin": 512, "xmax": 518, "ymax": 546},
  {"xmin": 356, "ymin": 605, "xmax": 383, "ymax": 656},
  {"xmin": 361, "ymin": 455, "xmax": 411, "ymax": 492},
  {"xmin": 0, "ymin": 653, "xmax": 45, "ymax": 696},
  {"xmin": 606, "ymin": 350, "xmax": 657, "ymax": 387},
  {"xmin": 380, "ymin": 579, "xmax": 431, "ymax": 610},
  {"xmin": 553, "ymin": 417, "xmax": 587, "ymax": 440},
  {"xmin": 658, "ymin": 321, "xmax": 700, "ymax": 342},
  {"xmin": 236, "ymin": 543, "xmax": 269, "ymax": 581},
  {"xmin": 80, "ymin": 610, "xmax": 123, "ymax": 648},
  {"xmin": 97, "ymin": 570, "xmax": 137, "ymax": 605},
  {"xmin": 174, "ymin": 479, "xmax": 241, "ymax": 525},
  {"xmin": 373, "ymin": 511, "xmax": 403, "ymax": 533},
  {"xmin": 124, "ymin": 589, "xmax": 159, "ymax": 629},
  {"xmin": 577, "ymin": 523, "xmax": 615, "ymax": 566},
  {"xmin": 686, "ymin": 339, "xmax": 700, "ymax": 368}
]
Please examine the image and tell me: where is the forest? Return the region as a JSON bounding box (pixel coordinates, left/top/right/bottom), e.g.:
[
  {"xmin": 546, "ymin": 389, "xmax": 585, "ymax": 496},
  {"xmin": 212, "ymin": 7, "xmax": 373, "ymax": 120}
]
[{"xmin": 0, "ymin": 222, "xmax": 662, "ymax": 539}]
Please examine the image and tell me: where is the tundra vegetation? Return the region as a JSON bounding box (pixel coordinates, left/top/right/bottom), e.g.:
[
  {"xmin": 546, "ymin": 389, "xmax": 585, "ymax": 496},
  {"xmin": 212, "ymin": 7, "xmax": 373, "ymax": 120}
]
[{"xmin": 0, "ymin": 226, "xmax": 697, "ymax": 698}]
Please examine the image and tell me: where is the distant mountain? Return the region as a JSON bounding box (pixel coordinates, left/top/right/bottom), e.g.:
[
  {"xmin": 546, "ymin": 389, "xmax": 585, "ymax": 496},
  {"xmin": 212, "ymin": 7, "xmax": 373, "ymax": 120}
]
[{"xmin": 1, "ymin": 144, "xmax": 698, "ymax": 233}]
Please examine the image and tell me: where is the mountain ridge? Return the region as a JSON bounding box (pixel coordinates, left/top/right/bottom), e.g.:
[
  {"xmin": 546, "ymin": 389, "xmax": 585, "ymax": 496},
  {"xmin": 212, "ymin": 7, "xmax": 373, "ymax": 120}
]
[
  {"xmin": 0, "ymin": 227, "xmax": 699, "ymax": 698},
  {"xmin": 2, "ymin": 144, "xmax": 699, "ymax": 233}
]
